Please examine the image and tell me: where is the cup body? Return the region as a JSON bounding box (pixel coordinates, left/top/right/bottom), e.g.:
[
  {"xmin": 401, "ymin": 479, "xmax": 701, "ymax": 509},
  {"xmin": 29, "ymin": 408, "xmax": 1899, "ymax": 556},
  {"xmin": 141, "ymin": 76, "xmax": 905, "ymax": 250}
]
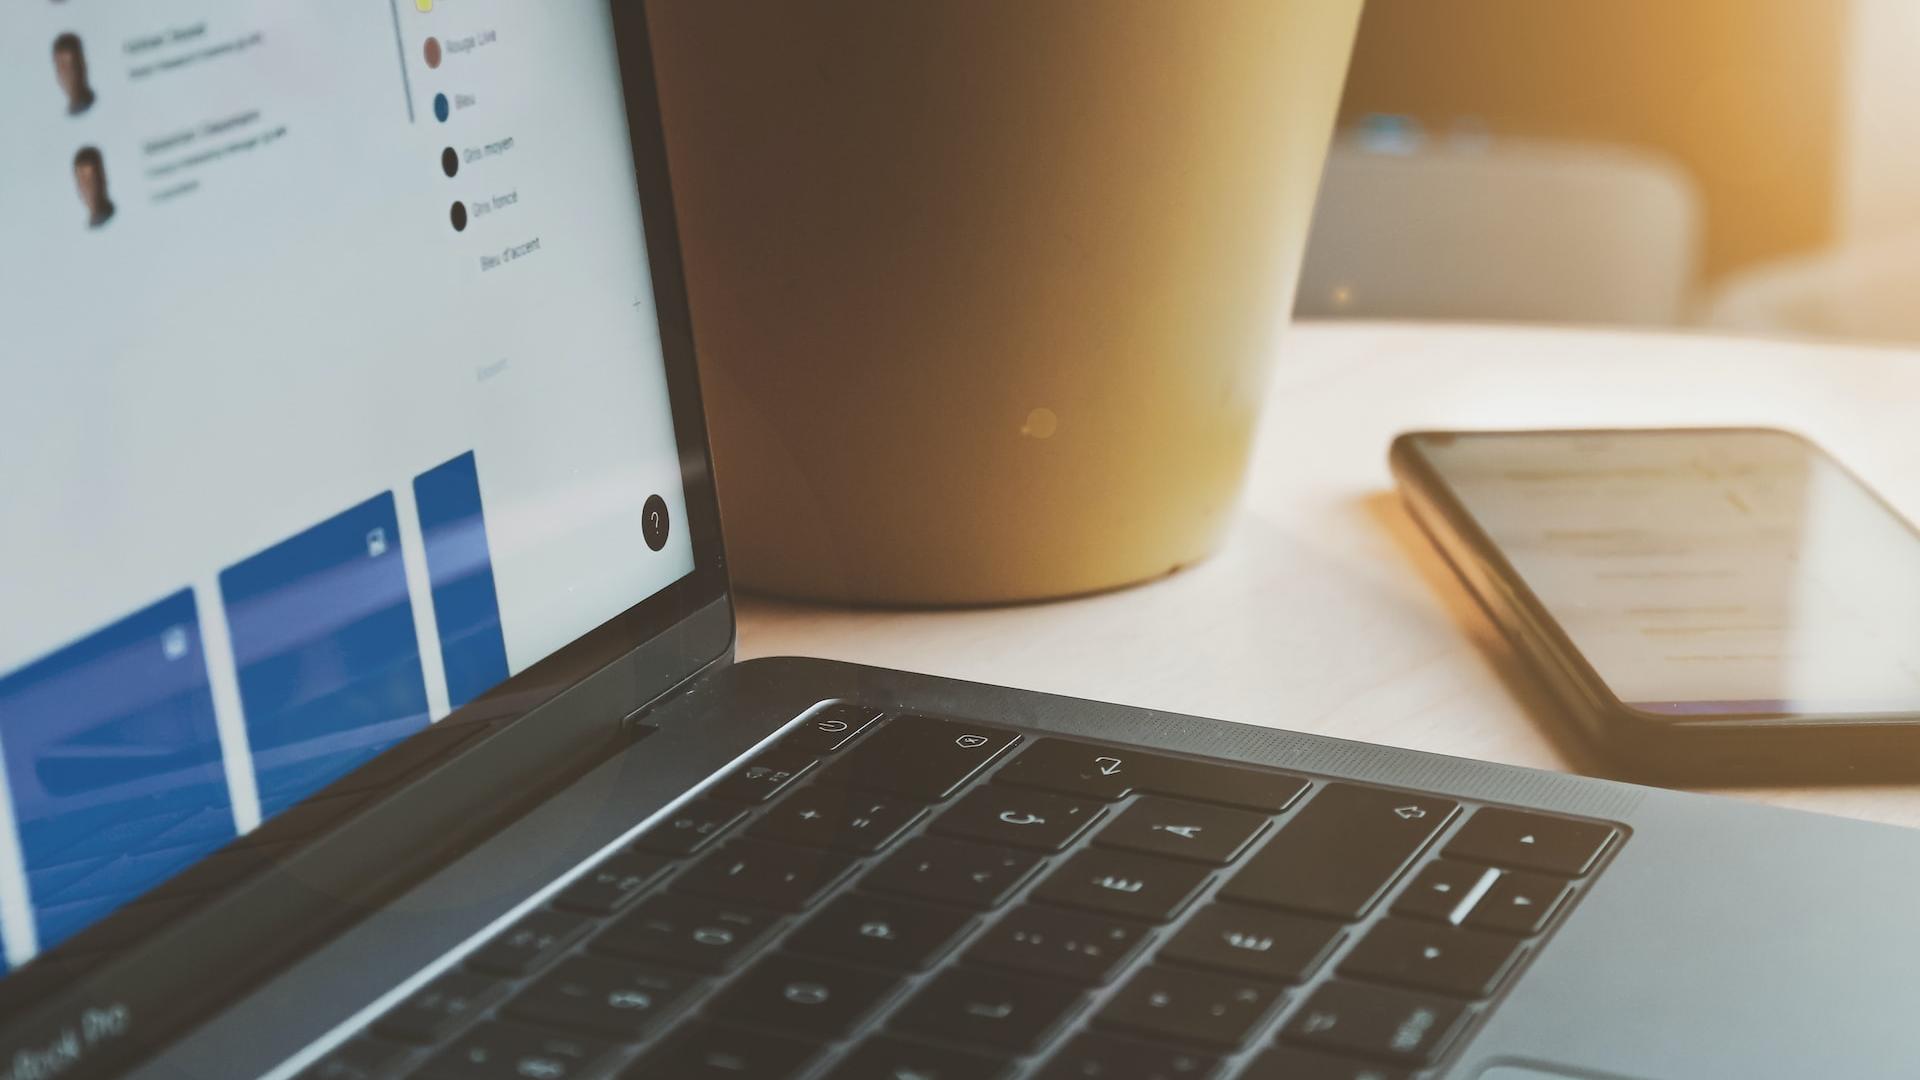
[{"xmin": 652, "ymin": 0, "xmax": 1364, "ymax": 604}]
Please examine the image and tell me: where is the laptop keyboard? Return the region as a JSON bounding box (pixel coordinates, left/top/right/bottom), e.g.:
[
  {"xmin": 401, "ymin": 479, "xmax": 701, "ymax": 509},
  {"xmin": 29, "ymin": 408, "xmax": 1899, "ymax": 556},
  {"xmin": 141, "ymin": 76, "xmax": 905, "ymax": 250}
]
[{"xmin": 301, "ymin": 707, "xmax": 1622, "ymax": 1080}]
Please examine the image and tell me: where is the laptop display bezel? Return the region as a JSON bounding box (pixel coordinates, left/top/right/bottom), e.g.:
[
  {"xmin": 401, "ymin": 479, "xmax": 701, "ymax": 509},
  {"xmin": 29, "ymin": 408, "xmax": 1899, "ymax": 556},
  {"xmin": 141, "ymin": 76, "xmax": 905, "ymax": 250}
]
[{"xmin": 0, "ymin": 5, "xmax": 734, "ymax": 1071}]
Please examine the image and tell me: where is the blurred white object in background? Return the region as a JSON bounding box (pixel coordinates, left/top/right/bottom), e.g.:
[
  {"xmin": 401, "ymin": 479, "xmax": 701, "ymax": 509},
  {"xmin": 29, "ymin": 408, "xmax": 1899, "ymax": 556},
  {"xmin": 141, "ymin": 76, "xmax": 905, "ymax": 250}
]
[
  {"xmin": 1299, "ymin": 124, "xmax": 1701, "ymax": 326},
  {"xmin": 1696, "ymin": 0, "xmax": 1920, "ymax": 347},
  {"xmin": 1706, "ymin": 231, "xmax": 1920, "ymax": 345}
]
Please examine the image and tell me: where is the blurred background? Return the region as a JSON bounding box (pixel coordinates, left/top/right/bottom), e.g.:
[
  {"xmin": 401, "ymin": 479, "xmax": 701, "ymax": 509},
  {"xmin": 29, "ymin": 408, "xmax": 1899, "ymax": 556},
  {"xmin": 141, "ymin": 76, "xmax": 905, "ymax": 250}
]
[{"xmin": 1297, "ymin": 0, "xmax": 1920, "ymax": 346}]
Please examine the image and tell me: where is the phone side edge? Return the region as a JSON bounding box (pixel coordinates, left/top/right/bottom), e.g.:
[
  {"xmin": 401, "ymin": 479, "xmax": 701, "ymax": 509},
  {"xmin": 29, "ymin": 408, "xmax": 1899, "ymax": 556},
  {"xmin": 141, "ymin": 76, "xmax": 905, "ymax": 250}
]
[{"xmin": 1387, "ymin": 433, "xmax": 1660, "ymax": 770}]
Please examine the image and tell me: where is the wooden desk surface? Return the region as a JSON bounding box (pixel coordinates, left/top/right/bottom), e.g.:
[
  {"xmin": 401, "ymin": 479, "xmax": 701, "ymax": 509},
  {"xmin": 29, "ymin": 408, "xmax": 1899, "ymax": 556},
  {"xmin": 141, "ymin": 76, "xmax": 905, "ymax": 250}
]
[{"xmin": 738, "ymin": 320, "xmax": 1920, "ymax": 829}]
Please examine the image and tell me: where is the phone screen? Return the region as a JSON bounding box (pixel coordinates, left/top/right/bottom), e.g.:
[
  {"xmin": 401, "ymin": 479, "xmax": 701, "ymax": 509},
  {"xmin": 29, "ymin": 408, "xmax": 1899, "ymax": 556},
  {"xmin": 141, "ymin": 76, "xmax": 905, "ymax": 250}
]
[{"xmin": 1411, "ymin": 430, "xmax": 1920, "ymax": 720}]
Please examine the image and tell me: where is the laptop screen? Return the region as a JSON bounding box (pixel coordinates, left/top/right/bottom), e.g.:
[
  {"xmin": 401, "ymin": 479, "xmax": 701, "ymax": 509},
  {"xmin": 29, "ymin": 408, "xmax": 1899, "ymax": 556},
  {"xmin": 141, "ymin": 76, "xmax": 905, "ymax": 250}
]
[{"xmin": 0, "ymin": 3, "xmax": 695, "ymax": 975}]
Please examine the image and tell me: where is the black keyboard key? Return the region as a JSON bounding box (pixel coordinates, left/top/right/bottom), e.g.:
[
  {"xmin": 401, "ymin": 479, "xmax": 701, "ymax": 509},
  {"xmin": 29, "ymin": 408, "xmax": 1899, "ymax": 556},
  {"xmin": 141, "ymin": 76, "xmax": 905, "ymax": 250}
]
[
  {"xmin": 1391, "ymin": 860, "xmax": 1497, "ymax": 924},
  {"xmin": 1158, "ymin": 903, "xmax": 1342, "ymax": 984},
  {"xmin": 1219, "ymin": 785, "xmax": 1456, "ymax": 920},
  {"xmin": 967, "ymin": 905, "xmax": 1151, "ymax": 985},
  {"xmin": 784, "ymin": 704, "xmax": 882, "ymax": 753},
  {"xmin": 787, "ymin": 893, "xmax": 975, "ymax": 972},
  {"xmin": 863, "ymin": 836, "xmax": 1042, "ymax": 909},
  {"xmin": 1282, "ymin": 981, "xmax": 1468, "ymax": 1065},
  {"xmin": 1468, "ymin": 870, "xmax": 1572, "ymax": 936},
  {"xmin": 1445, "ymin": 808, "xmax": 1616, "ymax": 876},
  {"xmin": 371, "ymin": 972, "xmax": 503, "ymax": 1044},
  {"xmin": 550, "ymin": 850, "xmax": 671, "ymax": 916},
  {"xmin": 679, "ymin": 841, "xmax": 856, "ymax": 911},
  {"xmin": 707, "ymin": 952, "xmax": 901, "ymax": 1038},
  {"xmin": 892, "ymin": 967, "xmax": 1086, "ymax": 1053},
  {"xmin": 994, "ymin": 739, "xmax": 1139, "ymax": 801},
  {"xmin": 750, "ymin": 787, "xmax": 925, "ymax": 853},
  {"xmin": 417, "ymin": 1023, "xmax": 608, "ymax": 1079},
  {"xmin": 1238, "ymin": 1047, "xmax": 1408, "ymax": 1080},
  {"xmin": 709, "ymin": 749, "xmax": 819, "ymax": 804},
  {"xmin": 594, "ymin": 891, "xmax": 782, "ymax": 973},
  {"xmin": 1038, "ymin": 1034, "xmax": 1219, "ymax": 1080},
  {"xmin": 1033, "ymin": 850, "xmax": 1210, "ymax": 923},
  {"xmin": 1341, "ymin": 918, "xmax": 1524, "ymax": 998},
  {"xmin": 933, "ymin": 787, "xmax": 1105, "ymax": 851},
  {"xmin": 821, "ymin": 714, "xmax": 1019, "ymax": 800},
  {"xmin": 827, "ymin": 1034, "xmax": 1010, "ymax": 1080},
  {"xmin": 1096, "ymin": 965, "xmax": 1283, "ymax": 1050},
  {"xmin": 630, "ymin": 798, "xmax": 746, "ymax": 856},
  {"xmin": 626, "ymin": 1023, "xmax": 819, "ymax": 1079},
  {"xmin": 997, "ymin": 741, "xmax": 1310, "ymax": 814},
  {"xmin": 298, "ymin": 1038, "xmax": 415, "ymax": 1080},
  {"xmin": 467, "ymin": 909, "xmax": 593, "ymax": 977},
  {"xmin": 1128, "ymin": 760, "xmax": 1309, "ymax": 814},
  {"xmin": 504, "ymin": 957, "xmax": 695, "ymax": 1040},
  {"xmin": 1094, "ymin": 796, "xmax": 1267, "ymax": 864}
]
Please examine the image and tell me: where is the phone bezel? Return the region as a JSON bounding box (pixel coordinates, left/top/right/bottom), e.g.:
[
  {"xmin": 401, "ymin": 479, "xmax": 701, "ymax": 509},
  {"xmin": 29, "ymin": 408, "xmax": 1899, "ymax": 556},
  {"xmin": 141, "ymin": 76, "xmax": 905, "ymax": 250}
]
[{"xmin": 1391, "ymin": 426, "xmax": 1920, "ymax": 781}]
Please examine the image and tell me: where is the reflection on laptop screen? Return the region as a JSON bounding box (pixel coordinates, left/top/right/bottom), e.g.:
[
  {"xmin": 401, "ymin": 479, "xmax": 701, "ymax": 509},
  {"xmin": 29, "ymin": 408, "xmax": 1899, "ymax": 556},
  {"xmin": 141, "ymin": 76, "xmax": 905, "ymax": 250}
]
[{"xmin": 0, "ymin": 2, "xmax": 692, "ymax": 975}]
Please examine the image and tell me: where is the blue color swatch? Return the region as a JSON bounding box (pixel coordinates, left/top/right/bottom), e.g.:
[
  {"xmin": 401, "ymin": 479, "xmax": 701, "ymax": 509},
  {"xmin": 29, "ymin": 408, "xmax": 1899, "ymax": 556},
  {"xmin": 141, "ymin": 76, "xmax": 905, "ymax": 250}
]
[
  {"xmin": 414, "ymin": 452, "xmax": 509, "ymax": 710},
  {"xmin": 221, "ymin": 494, "xmax": 429, "ymax": 816},
  {"xmin": 0, "ymin": 590, "xmax": 235, "ymax": 950}
]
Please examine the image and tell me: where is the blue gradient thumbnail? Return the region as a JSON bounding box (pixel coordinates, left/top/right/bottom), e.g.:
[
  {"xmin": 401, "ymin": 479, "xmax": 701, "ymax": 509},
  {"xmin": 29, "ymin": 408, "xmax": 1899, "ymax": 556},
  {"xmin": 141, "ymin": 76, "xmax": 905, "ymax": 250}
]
[
  {"xmin": 0, "ymin": 590, "xmax": 235, "ymax": 949},
  {"xmin": 414, "ymin": 452, "xmax": 508, "ymax": 710},
  {"xmin": 221, "ymin": 494, "xmax": 429, "ymax": 816}
]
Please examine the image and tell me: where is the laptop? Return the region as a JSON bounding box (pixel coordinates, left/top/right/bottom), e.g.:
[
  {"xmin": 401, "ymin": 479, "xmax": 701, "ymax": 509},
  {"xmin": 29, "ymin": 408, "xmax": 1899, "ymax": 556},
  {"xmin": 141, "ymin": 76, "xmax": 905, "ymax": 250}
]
[{"xmin": 4, "ymin": 5, "xmax": 1915, "ymax": 1079}]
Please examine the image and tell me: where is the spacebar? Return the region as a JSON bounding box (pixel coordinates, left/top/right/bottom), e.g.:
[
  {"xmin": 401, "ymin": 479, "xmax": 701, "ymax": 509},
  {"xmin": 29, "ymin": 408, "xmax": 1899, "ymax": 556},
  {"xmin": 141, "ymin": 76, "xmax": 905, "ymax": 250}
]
[{"xmin": 1219, "ymin": 783, "xmax": 1457, "ymax": 919}]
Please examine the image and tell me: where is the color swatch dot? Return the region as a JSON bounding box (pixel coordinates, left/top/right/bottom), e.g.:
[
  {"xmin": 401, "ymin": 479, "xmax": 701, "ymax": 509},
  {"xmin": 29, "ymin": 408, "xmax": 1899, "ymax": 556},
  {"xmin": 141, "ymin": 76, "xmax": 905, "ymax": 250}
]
[
  {"xmin": 442, "ymin": 147, "xmax": 459, "ymax": 177},
  {"xmin": 424, "ymin": 37, "xmax": 442, "ymax": 69},
  {"xmin": 450, "ymin": 201, "xmax": 467, "ymax": 232},
  {"xmin": 433, "ymin": 93, "xmax": 450, "ymax": 123}
]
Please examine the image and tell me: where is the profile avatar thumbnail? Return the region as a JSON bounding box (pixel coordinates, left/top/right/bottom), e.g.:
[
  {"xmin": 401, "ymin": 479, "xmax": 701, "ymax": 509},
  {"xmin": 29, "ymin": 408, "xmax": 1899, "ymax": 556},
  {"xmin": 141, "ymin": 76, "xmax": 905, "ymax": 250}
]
[
  {"xmin": 74, "ymin": 146, "xmax": 115, "ymax": 229},
  {"xmin": 53, "ymin": 33, "xmax": 96, "ymax": 115}
]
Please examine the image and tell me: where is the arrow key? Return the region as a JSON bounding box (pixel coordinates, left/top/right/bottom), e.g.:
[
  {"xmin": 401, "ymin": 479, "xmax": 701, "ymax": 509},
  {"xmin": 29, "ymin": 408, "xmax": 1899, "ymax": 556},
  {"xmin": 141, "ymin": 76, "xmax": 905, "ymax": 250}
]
[
  {"xmin": 1465, "ymin": 870, "xmax": 1572, "ymax": 936},
  {"xmin": 1340, "ymin": 919, "xmax": 1524, "ymax": 998},
  {"xmin": 1093, "ymin": 796, "xmax": 1268, "ymax": 864},
  {"xmin": 1391, "ymin": 860, "xmax": 1495, "ymax": 924},
  {"xmin": 1445, "ymin": 808, "xmax": 1617, "ymax": 876}
]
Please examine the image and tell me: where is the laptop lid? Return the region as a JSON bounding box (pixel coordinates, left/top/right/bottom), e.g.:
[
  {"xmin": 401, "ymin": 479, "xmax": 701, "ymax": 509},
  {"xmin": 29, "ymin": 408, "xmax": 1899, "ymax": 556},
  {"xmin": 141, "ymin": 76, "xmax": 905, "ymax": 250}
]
[{"xmin": 1, "ymin": 1, "xmax": 729, "ymax": 1069}]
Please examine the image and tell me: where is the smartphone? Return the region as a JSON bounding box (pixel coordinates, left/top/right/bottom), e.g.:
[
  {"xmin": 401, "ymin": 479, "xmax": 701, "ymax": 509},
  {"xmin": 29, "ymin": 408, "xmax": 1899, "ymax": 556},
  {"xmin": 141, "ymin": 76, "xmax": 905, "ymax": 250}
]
[{"xmin": 1391, "ymin": 427, "xmax": 1920, "ymax": 783}]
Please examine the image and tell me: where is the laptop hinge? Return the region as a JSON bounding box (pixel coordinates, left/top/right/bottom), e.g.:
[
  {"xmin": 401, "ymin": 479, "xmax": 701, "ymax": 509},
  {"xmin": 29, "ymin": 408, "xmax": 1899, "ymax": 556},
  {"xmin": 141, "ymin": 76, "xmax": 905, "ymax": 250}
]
[{"xmin": 619, "ymin": 645, "xmax": 733, "ymax": 731}]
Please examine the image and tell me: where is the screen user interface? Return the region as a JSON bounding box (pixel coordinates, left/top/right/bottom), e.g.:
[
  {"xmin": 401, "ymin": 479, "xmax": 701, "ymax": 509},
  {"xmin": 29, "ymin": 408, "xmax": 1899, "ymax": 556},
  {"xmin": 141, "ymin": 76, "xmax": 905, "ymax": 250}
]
[
  {"xmin": 0, "ymin": 2, "xmax": 692, "ymax": 974},
  {"xmin": 1416, "ymin": 430, "xmax": 1920, "ymax": 719}
]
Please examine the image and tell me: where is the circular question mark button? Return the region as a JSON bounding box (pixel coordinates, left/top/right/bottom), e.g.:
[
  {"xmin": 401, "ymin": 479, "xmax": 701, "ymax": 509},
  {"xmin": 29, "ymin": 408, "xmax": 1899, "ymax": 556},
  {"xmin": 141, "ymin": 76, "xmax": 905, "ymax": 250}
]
[{"xmin": 642, "ymin": 493, "xmax": 670, "ymax": 551}]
